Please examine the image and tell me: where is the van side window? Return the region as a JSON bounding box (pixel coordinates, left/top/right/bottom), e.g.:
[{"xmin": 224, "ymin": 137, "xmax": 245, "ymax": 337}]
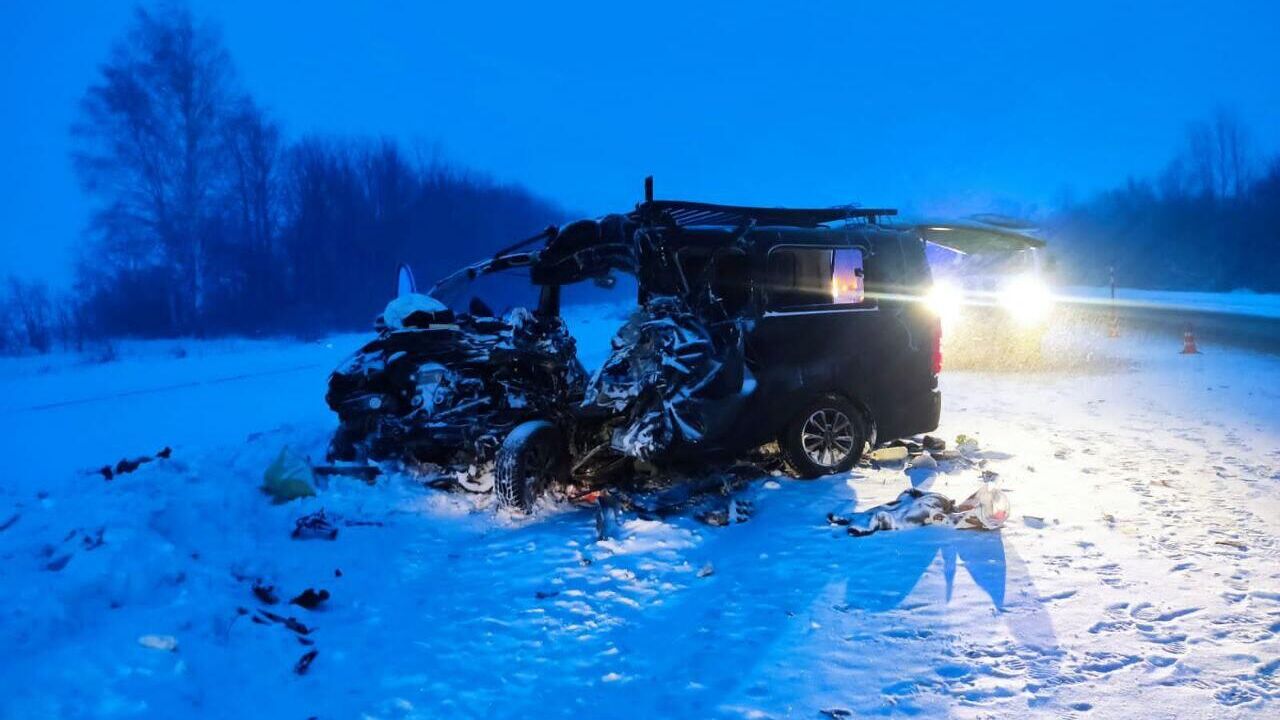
[
  {"xmin": 766, "ymin": 247, "xmax": 867, "ymax": 310},
  {"xmin": 677, "ymin": 248, "xmax": 751, "ymax": 314}
]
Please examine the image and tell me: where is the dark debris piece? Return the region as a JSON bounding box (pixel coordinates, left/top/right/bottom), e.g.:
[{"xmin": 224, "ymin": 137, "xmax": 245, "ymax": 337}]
[
  {"xmin": 887, "ymin": 439, "xmax": 923, "ymax": 455},
  {"xmin": 98, "ymin": 447, "xmax": 172, "ymax": 480},
  {"xmin": 0, "ymin": 514, "xmax": 19, "ymax": 532},
  {"xmin": 312, "ymin": 464, "xmax": 381, "ymax": 484},
  {"xmin": 252, "ymin": 582, "xmax": 280, "ymax": 605},
  {"xmin": 289, "ymin": 588, "xmax": 330, "ymax": 610},
  {"xmin": 45, "ymin": 554, "xmax": 72, "ymax": 572},
  {"xmin": 292, "ymin": 510, "xmax": 339, "ymax": 540},
  {"xmin": 257, "ymin": 609, "xmax": 313, "ymax": 635},
  {"xmin": 81, "ymin": 528, "xmax": 105, "ymax": 551},
  {"xmin": 294, "ymin": 649, "xmax": 319, "ymax": 675},
  {"xmin": 535, "ymin": 590, "xmax": 560, "ymax": 600}
]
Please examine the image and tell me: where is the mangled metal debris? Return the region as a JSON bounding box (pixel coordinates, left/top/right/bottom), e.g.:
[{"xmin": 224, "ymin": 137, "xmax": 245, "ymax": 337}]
[
  {"xmin": 327, "ymin": 297, "xmax": 586, "ymax": 485},
  {"xmin": 584, "ymin": 294, "xmax": 750, "ymax": 463}
]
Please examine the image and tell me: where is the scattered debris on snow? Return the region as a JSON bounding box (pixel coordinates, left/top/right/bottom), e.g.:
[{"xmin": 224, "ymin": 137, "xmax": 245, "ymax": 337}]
[
  {"xmin": 829, "ymin": 482, "xmax": 1010, "ymax": 536},
  {"xmin": 291, "ymin": 509, "xmax": 339, "ymax": 540},
  {"xmin": 294, "ymin": 649, "xmax": 319, "ymax": 675},
  {"xmin": 96, "ymin": 446, "xmax": 171, "ymax": 480},
  {"xmin": 290, "ymin": 588, "xmax": 330, "ymax": 610},
  {"xmin": 252, "ymin": 582, "xmax": 280, "ymax": 605},
  {"xmin": 955, "ymin": 433, "xmax": 981, "ymax": 455}
]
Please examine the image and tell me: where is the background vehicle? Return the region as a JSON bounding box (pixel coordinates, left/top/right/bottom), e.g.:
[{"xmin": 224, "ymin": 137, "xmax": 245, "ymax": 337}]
[
  {"xmin": 916, "ymin": 216, "xmax": 1053, "ymax": 364},
  {"xmin": 327, "ymin": 186, "xmax": 944, "ymax": 511}
]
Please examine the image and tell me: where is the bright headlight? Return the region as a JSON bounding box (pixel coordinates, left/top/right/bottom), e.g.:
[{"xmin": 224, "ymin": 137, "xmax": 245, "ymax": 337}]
[
  {"xmin": 925, "ymin": 280, "xmax": 963, "ymax": 325},
  {"xmin": 999, "ymin": 275, "xmax": 1054, "ymax": 325}
]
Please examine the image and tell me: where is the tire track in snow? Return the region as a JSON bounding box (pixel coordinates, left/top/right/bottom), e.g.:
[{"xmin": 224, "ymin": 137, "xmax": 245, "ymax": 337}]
[{"xmin": 11, "ymin": 362, "xmax": 325, "ymax": 413}]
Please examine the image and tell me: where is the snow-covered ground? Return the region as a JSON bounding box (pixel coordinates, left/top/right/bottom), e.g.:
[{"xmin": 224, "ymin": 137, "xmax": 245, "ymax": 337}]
[{"xmin": 1, "ymin": 310, "xmax": 1277, "ymax": 718}]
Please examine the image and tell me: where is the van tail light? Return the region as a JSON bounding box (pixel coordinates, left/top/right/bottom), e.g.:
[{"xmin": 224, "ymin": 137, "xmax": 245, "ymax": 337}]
[{"xmin": 930, "ymin": 316, "xmax": 943, "ymax": 375}]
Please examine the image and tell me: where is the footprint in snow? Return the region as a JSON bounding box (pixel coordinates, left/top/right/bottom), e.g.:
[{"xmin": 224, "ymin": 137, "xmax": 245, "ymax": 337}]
[{"xmin": 1129, "ymin": 602, "xmax": 1200, "ymax": 623}]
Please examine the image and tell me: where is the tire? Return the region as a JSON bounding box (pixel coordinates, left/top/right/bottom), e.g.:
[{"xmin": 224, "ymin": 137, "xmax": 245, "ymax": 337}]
[
  {"xmin": 494, "ymin": 421, "xmax": 566, "ymax": 513},
  {"xmin": 326, "ymin": 423, "xmax": 364, "ymax": 463},
  {"xmin": 779, "ymin": 394, "xmax": 868, "ymax": 478}
]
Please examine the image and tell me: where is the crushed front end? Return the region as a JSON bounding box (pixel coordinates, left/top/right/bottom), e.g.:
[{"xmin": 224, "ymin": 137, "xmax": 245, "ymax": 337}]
[{"xmin": 325, "ymin": 293, "xmax": 586, "ymax": 482}]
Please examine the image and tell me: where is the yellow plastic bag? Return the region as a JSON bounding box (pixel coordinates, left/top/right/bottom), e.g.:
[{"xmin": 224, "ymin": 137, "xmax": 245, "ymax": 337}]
[{"xmin": 261, "ymin": 446, "xmax": 316, "ymax": 504}]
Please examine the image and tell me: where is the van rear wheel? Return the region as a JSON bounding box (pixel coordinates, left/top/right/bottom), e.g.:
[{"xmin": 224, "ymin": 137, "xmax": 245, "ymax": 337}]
[
  {"xmin": 494, "ymin": 421, "xmax": 565, "ymax": 513},
  {"xmin": 779, "ymin": 395, "xmax": 867, "ymax": 478}
]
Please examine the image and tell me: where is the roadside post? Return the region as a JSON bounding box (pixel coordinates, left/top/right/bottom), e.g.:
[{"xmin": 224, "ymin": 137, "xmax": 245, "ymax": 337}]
[{"xmin": 1107, "ymin": 266, "xmax": 1120, "ymax": 338}]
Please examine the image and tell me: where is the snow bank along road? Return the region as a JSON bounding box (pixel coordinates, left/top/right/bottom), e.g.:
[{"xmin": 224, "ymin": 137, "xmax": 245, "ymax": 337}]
[
  {"xmin": 0, "ymin": 313, "xmax": 1277, "ymax": 718},
  {"xmin": 1063, "ymin": 286, "xmax": 1280, "ymax": 356}
]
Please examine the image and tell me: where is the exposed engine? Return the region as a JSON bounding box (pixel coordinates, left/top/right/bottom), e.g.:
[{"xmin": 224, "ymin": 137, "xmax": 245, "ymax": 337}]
[{"xmin": 325, "ymin": 294, "xmax": 586, "ymax": 478}]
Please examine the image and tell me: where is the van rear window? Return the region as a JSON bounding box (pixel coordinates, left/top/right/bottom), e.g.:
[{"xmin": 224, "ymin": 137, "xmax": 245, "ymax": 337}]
[{"xmin": 766, "ymin": 247, "xmax": 866, "ymax": 309}]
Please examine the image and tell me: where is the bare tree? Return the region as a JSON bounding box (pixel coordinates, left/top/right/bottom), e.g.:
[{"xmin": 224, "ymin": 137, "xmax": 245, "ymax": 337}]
[
  {"xmin": 73, "ymin": 5, "xmax": 238, "ymax": 334},
  {"xmin": 224, "ymin": 97, "xmax": 282, "ymax": 313},
  {"xmin": 1178, "ymin": 107, "xmax": 1253, "ymax": 199},
  {"xmin": 5, "ymin": 277, "xmax": 54, "ymax": 353}
]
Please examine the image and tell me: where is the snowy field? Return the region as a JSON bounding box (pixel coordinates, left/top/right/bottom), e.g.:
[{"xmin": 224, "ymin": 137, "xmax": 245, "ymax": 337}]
[{"xmin": 1, "ymin": 308, "xmax": 1278, "ymax": 718}]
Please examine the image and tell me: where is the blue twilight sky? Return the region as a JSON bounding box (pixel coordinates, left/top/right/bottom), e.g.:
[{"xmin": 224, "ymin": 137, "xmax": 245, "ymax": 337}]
[{"xmin": 2, "ymin": 0, "xmax": 1278, "ymax": 286}]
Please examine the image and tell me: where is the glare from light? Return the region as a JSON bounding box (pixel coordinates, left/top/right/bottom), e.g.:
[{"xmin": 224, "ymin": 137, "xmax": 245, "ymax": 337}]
[
  {"xmin": 926, "ymin": 279, "xmax": 964, "ymax": 326},
  {"xmin": 999, "ymin": 274, "xmax": 1054, "ymax": 326}
]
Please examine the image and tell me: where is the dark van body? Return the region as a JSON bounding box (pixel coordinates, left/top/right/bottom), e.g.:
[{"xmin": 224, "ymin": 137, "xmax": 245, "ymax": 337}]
[{"xmin": 622, "ymin": 222, "xmax": 941, "ymax": 462}]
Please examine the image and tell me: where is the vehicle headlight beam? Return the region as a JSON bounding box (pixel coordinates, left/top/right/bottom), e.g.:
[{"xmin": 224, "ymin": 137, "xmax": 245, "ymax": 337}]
[{"xmin": 999, "ymin": 275, "xmax": 1054, "ymax": 326}]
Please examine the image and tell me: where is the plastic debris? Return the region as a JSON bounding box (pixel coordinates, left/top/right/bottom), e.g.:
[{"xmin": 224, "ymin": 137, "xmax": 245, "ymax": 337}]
[
  {"xmin": 138, "ymin": 634, "xmax": 178, "ymax": 652},
  {"xmin": 954, "ymin": 478, "xmax": 1010, "ymax": 529},
  {"xmin": 261, "ymin": 447, "xmax": 316, "ymax": 503},
  {"xmin": 868, "ymin": 446, "xmax": 909, "ymax": 463},
  {"xmin": 955, "ymin": 434, "xmax": 981, "ymax": 455},
  {"xmin": 829, "ymin": 483, "xmax": 1010, "ymax": 537},
  {"xmin": 595, "ymin": 494, "xmax": 622, "ymax": 541}
]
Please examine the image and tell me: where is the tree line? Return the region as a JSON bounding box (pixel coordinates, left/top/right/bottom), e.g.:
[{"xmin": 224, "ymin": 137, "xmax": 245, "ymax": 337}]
[
  {"xmin": 1, "ymin": 5, "xmax": 565, "ymax": 354},
  {"xmin": 1049, "ymin": 109, "xmax": 1280, "ymax": 292}
]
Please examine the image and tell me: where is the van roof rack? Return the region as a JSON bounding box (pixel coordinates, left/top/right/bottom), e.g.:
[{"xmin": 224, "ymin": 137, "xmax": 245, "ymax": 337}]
[
  {"xmin": 633, "ymin": 176, "xmax": 895, "ymax": 229},
  {"xmin": 634, "ymin": 199, "xmax": 897, "ymax": 229}
]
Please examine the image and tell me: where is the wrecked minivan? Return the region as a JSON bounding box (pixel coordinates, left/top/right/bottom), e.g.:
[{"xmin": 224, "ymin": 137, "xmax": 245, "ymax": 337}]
[{"xmin": 326, "ymin": 189, "xmax": 943, "ymax": 512}]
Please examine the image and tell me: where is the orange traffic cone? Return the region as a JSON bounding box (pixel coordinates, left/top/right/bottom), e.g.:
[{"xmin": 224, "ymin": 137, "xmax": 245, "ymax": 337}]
[{"xmin": 1180, "ymin": 325, "xmax": 1201, "ymax": 354}]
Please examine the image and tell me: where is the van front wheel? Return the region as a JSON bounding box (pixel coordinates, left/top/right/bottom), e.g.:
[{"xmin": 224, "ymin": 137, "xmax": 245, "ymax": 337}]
[
  {"xmin": 494, "ymin": 421, "xmax": 565, "ymax": 513},
  {"xmin": 779, "ymin": 395, "xmax": 867, "ymax": 478}
]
